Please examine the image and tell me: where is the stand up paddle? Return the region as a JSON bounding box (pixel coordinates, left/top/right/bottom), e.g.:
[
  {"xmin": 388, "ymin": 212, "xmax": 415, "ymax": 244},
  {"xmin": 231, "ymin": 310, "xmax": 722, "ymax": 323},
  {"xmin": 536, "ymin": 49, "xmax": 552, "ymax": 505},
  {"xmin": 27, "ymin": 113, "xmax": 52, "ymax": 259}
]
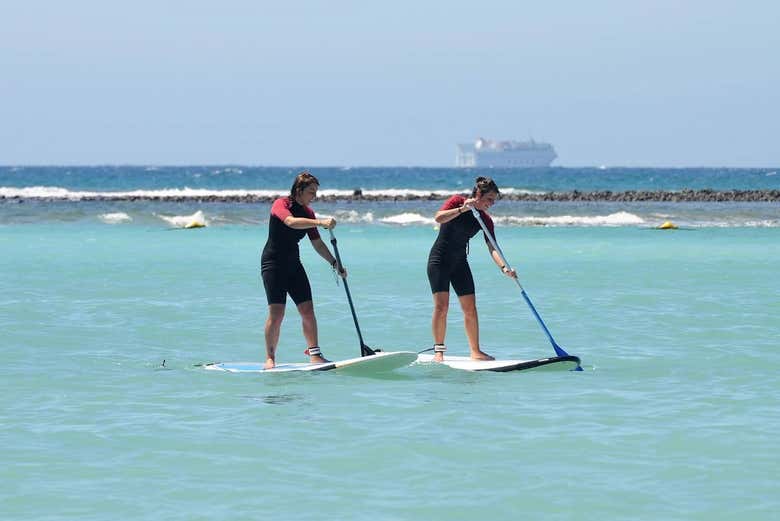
[
  {"xmin": 470, "ymin": 208, "xmax": 582, "ymax": 370},
  {"xmin": 329, "ymin": 228, "xmax": 376, "ymax": 357},
  {"xmin": 201, "ymin": 227, "xmax": 417, "ymax": 375}
]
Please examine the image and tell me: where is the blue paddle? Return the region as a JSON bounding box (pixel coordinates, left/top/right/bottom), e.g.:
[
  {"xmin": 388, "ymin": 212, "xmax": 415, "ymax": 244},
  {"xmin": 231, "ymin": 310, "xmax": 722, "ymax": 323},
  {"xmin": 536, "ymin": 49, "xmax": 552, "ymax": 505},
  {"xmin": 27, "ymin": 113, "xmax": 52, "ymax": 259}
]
[{"xmin": 470, "ymin": 208, "xmax": 581, "ymax": 368}]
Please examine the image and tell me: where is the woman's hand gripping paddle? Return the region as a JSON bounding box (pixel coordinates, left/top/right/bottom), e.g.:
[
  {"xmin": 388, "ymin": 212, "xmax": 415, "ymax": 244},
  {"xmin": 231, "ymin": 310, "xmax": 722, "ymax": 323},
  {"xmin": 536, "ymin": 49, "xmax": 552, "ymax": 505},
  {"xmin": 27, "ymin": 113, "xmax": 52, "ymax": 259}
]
[
  {"xmin": 328, "ymin": 229, "xmax": 377, "ymax": 357},
  {"xmin": 470, "ymin": 208, "xmax": 581, "ymax": 368}
]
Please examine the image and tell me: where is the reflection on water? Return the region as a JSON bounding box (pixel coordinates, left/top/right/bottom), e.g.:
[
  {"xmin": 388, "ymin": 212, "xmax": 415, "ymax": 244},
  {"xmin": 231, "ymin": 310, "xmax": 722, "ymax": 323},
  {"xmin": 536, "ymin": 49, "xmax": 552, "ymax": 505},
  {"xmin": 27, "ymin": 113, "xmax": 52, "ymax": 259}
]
[{"xmin": 241, "ymin": 394, "xmax": 305, "ymax": 405}]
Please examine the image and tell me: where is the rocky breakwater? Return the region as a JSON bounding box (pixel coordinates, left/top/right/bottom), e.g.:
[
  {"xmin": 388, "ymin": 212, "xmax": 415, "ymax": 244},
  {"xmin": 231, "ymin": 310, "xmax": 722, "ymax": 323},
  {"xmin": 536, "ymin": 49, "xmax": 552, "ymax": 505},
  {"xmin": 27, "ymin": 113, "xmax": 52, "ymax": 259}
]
[
  {"xmin": 2, "ymin": 189, "xmax": 780, "ymax": 203},
  {"xmin": 498, "ymin": 189, "xmax": 780, "ymax": 202}
]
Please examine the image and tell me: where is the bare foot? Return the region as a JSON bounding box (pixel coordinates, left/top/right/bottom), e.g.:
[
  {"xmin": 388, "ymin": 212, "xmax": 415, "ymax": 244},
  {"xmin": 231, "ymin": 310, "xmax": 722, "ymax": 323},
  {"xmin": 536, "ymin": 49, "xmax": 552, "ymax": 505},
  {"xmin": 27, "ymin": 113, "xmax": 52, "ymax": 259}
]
[
  {"xmin": 470, "ymin": 350, "xmax": 494, "ymax": 361},
  {"xmin": 310, "ymin": 355, "xmax": 330, "ymax": 364},
  {"xmin": 264, "ymin": 358, "xmax": 275, "ymax": 370},
  {"xmin": 433, "ymin": 352, "xmax": 444, "ymax": 362}
]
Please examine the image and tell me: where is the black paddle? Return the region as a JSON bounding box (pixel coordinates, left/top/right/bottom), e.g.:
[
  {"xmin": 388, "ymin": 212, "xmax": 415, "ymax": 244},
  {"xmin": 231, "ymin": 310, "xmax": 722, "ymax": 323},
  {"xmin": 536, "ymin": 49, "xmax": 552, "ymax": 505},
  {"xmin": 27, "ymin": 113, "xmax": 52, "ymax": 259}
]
[{"xmin": 328, "ymin": 228, "xmax": 376, "ymax": 357}]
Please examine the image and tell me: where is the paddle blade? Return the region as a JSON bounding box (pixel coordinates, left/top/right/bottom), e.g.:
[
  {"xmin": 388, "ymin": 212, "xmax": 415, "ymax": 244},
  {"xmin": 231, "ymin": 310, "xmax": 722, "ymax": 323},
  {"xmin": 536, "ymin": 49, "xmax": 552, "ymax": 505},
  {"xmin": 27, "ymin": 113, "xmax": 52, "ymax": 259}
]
[
  {"xmin": 551, "ymin": 341, "xmax": 570, "ymax": 358},
  {"xmin": 552, "ymin": 343, "xmax": 583, "ymax": 370},
  {"xmin": 361, "ymin": 343, "xmax": 377, "ymax": 357}
]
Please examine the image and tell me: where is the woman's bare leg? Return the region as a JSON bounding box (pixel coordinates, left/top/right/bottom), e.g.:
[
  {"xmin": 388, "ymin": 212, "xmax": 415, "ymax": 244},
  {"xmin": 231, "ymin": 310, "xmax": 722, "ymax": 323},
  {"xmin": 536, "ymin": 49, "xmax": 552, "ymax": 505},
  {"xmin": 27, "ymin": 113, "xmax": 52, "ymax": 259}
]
[
  {"xmin": 458, "ymin": 293, "xmax": 493, "ymax": 360},
  {"xmin": 264, "ymin": 303, "xmax": 286, "ymax": 369},
  {"xmin": 297, "ymin": 300, "xmax": 329, "ymax": 363},
  {"xmin": 432, "ymin": 291, "xmax": 449, "ymax": 361}
]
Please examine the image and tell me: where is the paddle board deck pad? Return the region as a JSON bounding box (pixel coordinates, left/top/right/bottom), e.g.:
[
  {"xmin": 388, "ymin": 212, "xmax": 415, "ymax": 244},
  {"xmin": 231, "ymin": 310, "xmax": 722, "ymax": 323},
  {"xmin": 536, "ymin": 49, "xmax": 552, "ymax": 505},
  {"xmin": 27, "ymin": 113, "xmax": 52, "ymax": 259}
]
[
  {"xmin": 416, "ymin": 353, "xmax": 581, "ymax": 372},
  {"xmin": 204, "ymin": 351, "xmax": 417, "ymax": 374}
]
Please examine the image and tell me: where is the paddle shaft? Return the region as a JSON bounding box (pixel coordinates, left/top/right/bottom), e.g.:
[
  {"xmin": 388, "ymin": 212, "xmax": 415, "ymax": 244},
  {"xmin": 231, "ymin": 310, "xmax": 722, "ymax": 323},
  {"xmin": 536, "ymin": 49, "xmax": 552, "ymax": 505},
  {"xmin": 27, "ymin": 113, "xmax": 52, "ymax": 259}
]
[
  {"xmin": 328, "ymin": 229, "xmax": 375, "ymax": 357},
  {"xmin": 470, "ymin": 208, "xmax": 572, "ymax": 358}
]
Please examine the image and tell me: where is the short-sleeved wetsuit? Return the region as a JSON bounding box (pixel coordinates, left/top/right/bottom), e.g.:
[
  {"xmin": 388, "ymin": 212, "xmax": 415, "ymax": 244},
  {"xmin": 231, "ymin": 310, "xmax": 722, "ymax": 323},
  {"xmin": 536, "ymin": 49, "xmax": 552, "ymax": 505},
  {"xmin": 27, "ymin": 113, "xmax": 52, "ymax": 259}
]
[
  {"xmin": 427, "ymin": 194, "xmax": 495, "ymax": 296},
  {"xmin": 261, "ymin": 197, "xmax": 321, "ymax": 305}
]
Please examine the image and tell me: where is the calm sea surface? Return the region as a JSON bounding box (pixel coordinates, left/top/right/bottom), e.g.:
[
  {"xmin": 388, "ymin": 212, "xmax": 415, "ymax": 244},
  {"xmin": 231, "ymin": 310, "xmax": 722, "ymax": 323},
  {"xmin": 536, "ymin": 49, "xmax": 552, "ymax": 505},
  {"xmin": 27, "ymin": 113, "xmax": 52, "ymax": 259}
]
[{"xmin": 1, "ymin": 167, "xmax": 779, "ymax": 519}]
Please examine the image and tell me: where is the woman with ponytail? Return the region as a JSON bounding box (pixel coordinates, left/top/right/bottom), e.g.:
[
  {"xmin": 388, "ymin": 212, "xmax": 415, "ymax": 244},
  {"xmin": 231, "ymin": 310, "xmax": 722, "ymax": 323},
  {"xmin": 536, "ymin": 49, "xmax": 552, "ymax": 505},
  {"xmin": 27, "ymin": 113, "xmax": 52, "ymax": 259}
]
[
  {"xmin": 261, "ymin": 171, "xmax": 345, "ymax": 369},
  {"xmin": 426, "ymin": 176, "xmax": 517, "ymax": 362}
]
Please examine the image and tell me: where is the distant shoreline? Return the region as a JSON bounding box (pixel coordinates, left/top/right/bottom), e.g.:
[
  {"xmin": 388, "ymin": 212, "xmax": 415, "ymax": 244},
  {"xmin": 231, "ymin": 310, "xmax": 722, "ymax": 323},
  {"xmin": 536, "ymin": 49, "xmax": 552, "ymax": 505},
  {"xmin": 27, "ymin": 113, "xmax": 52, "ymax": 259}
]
[{"xmin": 3, "ymin": 189, "xmax": 780, "ymax": 203}]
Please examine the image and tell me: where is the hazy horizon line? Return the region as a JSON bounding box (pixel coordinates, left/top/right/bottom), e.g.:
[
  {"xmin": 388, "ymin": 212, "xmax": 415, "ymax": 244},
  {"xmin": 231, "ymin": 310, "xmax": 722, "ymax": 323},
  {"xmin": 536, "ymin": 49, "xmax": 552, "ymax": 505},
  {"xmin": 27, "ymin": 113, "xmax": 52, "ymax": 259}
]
[{"xmin": 2, "ymin": 163, "xmax": 778, "ymax": 170}]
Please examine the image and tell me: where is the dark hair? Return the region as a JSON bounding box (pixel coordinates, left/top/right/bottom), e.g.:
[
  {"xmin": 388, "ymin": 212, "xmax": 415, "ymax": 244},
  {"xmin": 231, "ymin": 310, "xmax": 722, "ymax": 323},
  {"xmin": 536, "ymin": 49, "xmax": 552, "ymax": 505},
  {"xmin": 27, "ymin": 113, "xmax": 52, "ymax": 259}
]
[
  {"xmin": 471, "ymin": 176, "xmax": 500, "ymax": 197},
  {"xmin": 289, "ymin": 170, "xmax": 320, "ymax": 199}
]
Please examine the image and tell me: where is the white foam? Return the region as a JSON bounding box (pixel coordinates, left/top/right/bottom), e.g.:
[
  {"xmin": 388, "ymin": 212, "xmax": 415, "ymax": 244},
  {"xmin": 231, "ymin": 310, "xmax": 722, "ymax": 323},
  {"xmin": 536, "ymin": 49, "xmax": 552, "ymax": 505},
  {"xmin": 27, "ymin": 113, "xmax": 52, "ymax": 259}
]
[
  {"xmin": 0, "ymin": 186, "xmax": 534, "ymax": 200},
  {"xmin": 0, "ymin": 186, "xmax": 457, "ymax": 200},
  {"xmin": 499, "ymin": 187, "xmax": 546, "ymax": 196},
  {"xmin": 380, "ymin": 213, "xmax": 436, "ymax": 226},
  {"xmin": 360, "ymin": 188, "xmax": 455, "ymax": 198},
  {"xmin": 99, "ymin": 212, "xmax": 132, "ymax": 224},
  {"xmin": 744, "ymin": 219, "xmax": 780, "ymax": 227},
  {"xmin": 333, "ymin": 210, "xmax": 374, "ymax": 223},
  {"xmin": 0, "ymin": 186, "xmax": 290, "ymax": 199},
  {"xmin": 494, "ymin": 211, "xmax": 646, "ymax": 227},
  {"xmin": 1, "ymin": 186, "xmax": 75, "ymax": 198}
]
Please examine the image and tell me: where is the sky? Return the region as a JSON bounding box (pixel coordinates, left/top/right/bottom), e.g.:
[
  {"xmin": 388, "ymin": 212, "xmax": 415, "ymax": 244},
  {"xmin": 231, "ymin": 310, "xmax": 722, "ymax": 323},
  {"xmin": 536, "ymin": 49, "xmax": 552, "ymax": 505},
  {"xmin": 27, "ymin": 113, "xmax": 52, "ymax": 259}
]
[{"xmin": 1, "ymin": 0, "xmax": 779, "ymax": 167}]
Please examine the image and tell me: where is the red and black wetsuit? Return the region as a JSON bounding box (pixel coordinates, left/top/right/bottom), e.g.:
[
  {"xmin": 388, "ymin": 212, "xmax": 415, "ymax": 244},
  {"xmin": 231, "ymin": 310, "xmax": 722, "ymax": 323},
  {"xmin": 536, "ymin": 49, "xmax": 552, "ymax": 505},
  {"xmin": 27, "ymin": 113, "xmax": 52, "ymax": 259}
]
[
  {"xmin": 427, "ymin": 194, "xmax": 495, "ymax": 296},
  {"xmin": 261, "ymin": 197, "xmax": 321, "ymax": 305}
]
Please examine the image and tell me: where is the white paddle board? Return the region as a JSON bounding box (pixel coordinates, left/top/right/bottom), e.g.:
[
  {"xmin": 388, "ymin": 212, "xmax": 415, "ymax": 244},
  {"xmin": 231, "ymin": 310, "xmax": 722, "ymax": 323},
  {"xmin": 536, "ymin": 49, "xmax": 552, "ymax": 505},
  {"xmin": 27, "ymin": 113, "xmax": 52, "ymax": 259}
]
[
  {"xmin": 416, "ymin": 353, "xmax": 581, "ymax": 372},
  {"xmin": 204, "ymin": 351, "xmax": 417, "ymax": 374}
]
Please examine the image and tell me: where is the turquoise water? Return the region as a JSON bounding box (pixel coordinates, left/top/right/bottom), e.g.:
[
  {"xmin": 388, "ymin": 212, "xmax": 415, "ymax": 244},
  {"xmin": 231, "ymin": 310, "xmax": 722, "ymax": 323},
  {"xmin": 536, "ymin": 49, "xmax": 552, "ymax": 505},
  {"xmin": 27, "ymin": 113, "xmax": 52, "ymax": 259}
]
[{"xmin": 2, "ymin": 222, "xmax": 778, "ymax": 520}]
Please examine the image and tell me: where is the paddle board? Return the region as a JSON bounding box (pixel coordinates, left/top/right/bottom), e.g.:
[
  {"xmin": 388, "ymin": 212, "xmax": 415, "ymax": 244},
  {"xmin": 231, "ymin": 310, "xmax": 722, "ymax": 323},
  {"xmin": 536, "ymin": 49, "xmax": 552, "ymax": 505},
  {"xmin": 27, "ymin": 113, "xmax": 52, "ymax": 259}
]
[
  {"xmin": 416, "ymin": 353, "xmax": 581, "ymax": 372},
  {"xmin": 204, "ymin": 351, "xmax": 417, "ymax": 374}
]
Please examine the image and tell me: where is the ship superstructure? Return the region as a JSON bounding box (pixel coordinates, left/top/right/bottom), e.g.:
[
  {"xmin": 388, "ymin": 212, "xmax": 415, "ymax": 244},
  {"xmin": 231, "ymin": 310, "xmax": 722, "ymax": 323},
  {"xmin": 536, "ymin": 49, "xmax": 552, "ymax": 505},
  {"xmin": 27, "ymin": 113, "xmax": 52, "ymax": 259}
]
[{"xmin": 456, "ymin": 137, "xmax": 557, "ymax": 167}]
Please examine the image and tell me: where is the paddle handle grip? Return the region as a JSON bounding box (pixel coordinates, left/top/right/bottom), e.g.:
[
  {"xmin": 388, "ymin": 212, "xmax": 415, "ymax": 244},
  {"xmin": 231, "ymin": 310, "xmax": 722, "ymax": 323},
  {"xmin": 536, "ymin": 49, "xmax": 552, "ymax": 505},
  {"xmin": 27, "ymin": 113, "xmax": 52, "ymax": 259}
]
[{"xmin": 328, "ymin": 228, "xmax": 343, "ymax": 270}]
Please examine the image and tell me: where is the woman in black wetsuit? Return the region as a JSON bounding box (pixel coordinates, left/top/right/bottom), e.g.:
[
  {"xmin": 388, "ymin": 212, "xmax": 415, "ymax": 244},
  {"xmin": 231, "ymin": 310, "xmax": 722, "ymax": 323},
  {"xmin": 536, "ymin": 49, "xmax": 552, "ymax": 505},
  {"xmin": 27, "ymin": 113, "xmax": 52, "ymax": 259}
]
[
  {"xmin": 261, "ymin": 171, "xmax": 345, "ymax": 369},
  {"xmin": 427, "ymin": 176, "xmax": 517, "ymax": 362}
]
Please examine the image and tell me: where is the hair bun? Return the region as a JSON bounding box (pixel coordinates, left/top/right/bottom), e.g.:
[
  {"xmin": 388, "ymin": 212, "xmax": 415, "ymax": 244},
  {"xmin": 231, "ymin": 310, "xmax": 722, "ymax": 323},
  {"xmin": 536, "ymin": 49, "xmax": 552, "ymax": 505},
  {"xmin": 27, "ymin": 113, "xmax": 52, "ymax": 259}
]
[{"xmin": 471, "ymin": 176, "xmax": 500, "ymax": 197}]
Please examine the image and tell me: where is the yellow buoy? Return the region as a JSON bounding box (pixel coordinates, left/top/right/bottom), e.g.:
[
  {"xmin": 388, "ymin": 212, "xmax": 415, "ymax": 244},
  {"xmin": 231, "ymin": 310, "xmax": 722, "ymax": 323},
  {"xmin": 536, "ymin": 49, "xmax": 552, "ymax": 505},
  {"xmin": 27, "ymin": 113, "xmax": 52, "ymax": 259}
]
[
  {"xmin": 657, "ymin": 221, "xmax": 678, "ymax": 230},
  {"xmin": 183, "ymin": 210, "xmax": 207, "ymax": 229}
]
